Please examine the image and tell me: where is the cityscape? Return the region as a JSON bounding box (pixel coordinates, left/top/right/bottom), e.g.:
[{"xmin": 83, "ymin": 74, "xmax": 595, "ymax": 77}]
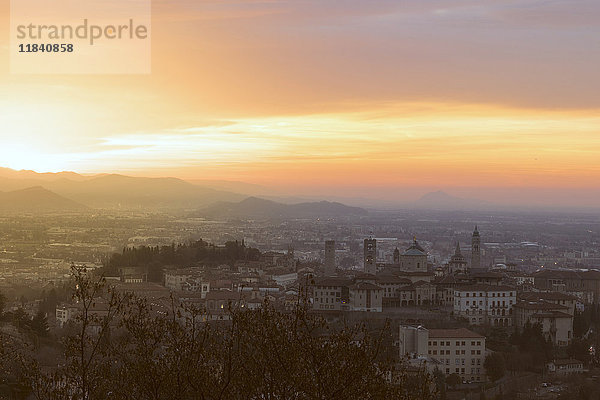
[
  {"xmin": 2, "ymin": 0, "xmax": 600, "ymax": 399},
  {"xmin": 1, "ymin": 168, "xmax": 599, "ymax": 398}
]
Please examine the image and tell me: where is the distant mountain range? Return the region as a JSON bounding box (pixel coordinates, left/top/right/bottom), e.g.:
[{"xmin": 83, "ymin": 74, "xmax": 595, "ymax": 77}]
[
  {"xmin": 0, "ymin": 169, "xmax": 246, "ymax": 210},
  {"xmin": 200, "ymin": 197, "xmax": 368, "ymax": 219},
  {"xmin": 6, "ymin": 168, "xmax": 575, "ymax": 214},
  {"xmin": 0, "ymin": 168, "xmax": 368, "ymax": 215},
  {"xmin": 0, "ymin": 186, "xmax": 86, "ymax": 213}
]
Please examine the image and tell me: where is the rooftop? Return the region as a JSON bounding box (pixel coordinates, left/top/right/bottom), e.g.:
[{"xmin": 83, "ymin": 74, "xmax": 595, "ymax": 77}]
[{"xmin": 429, "ymin": 328, "xmax": 484, "ymax": 339}]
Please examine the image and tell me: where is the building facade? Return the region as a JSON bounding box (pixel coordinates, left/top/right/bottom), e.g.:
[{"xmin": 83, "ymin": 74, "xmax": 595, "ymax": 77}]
[
  {"xmin": 454, "ymin": 284, "xmax": 516, "ymax": 326},
  {"xmin": 428, "ymin": 328, "xmax": 486, "ymax": 382}
]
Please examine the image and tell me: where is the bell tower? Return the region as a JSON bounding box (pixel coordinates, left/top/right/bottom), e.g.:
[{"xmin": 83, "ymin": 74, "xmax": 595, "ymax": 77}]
[{"xmin": 471, "ymin": 226, "xmax": 481, "ymax": 269}]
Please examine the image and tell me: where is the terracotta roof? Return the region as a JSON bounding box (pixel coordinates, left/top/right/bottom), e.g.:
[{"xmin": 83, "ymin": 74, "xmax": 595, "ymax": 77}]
[
  {"xmin": 519, "ymin": 292, "xmax": 577, "ymax": 302},
  {"xmin": 531, "ymin": 311, "xmax": 572, "ymax": 319},
  {"xmin": 205, "ymin": 290, "xmax": 241, "ymax": 301},
  {"xmin": 377, "ymin": 275, "xmax": 412, "ymax": 284},
  {"xmin": 350, "ymin": 282, "xmax": 382, "ymax": 291},
  {"xmin": 514, "ymin": 301, "xmax": 567, "ymax": 311},
  {"xmin": 429, "ymin": 328, "xmax": 484, "ymax": 339},
  {"xmin": 313, "ymin": 277, "xmax": 351, "ymax": 287},
  {"xmin": 455, "ymin": 284, "xmax": 515, "ymax": 292},
  {"xmin": 471, "ymin": 272, "xmax": 503, "ymax": 279},
  {"xmin": 398, "ymin": 271, "xmax": 433, "ymax": 277}
]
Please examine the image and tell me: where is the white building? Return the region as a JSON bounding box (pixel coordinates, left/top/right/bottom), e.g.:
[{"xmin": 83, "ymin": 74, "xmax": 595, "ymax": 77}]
[
  {"xmin": 349, "ymin": 282, "xmax": 383, "ymax": 312},
  {"xmin": 454, "ymin": 284, "xmax": 516, "ymax": 326},
  {"xmin": 272, "ymin": 272, "xmax": 298, "ymax": 287},
  {"xmin": 164, "ymin": 268, "xmax": 209, "ymax": 297},
  {"xmin": 164, "ymin": 269, "xmax": 193, "ymax": 291},
  {"xmin": 428, "ymin": 328, "xmax": 486, "ymax": 382}
]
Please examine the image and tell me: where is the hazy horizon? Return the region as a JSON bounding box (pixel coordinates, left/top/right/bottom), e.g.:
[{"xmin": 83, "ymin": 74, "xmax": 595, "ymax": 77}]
[{"xmin": 1, "ymin": 166, "xmax": 600, "ymax": 211}]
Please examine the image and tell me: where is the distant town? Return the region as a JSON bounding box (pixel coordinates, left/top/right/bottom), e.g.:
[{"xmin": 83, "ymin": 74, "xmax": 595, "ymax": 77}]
[{"xmin": 2, "ymin": 199, "xmax": 600, "ymax": 398}]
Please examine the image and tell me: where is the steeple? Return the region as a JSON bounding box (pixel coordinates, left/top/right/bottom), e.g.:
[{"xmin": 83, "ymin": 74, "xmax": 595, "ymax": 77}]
[{"xmin": 454, "ymin": 241, "xmax": 462, "ymax": 256}]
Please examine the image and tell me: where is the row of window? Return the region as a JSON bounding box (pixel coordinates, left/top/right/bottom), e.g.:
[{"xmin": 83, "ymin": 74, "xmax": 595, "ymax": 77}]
[
  {"xmin": 444, "ymin": 368, "xmax": 482, "ymax": 377},
  {"xmin": 429, "ymin": 349, "xmax": 482, "ymax": 356},
  {"xmin": 429, "ymin": 340, "xmax": 482, "ymax": 347},
  {"xmin": 315, "ymin": 291, "xmax": 341, "ymax": 297},
  {"xmin": 461, "ymin": 300, "xmax": 513, "ymax": 306},
  {"xmin": 459, "ymin": 292, "xmax": 513, "ymax": 297},
  {"xmin": 315, "ymin": 298, "xmax": 341, "ymax": 303}
]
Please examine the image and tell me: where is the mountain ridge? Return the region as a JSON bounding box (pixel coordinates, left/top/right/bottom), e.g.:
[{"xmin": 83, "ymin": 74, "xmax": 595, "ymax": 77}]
[
  {"xmin": 0, "ymin": 186, "xmax": 87, "ymax": 213},
  {"xmin": 200, "ymin": 196, "xmax": 368, "ymax": 219}
]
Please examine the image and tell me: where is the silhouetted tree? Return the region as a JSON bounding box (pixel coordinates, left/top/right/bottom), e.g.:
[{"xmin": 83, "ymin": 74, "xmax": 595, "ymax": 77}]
[
  {"xmin": 22, "ymin": 266, "xmax": 434, "ymax": 400},
  {"xmin": 30, "ymin": 311, "xmax": 49, "ymax": 337},
  {"xmin": 446, "ymin": 373, "xmax": 461, "ymax": 389},
  {"xmin": 484, "ymin": 353, "xmax": 505, "ymax": 382}
]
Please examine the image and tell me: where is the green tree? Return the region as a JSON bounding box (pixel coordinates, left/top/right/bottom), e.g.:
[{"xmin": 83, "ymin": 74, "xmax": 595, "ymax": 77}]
[
  {"xmin": 446, "ymin": 373, "xmax": 461, "ymax": 388},
  {"xmin": 0, "ymin": 291, "xmax": 6, "ymax": 315},
  {"xmin": 30, "ymin": 310, "xmax": 49, "ymax": 337},
  {"xmin": 484, "ymin": 352, "xmax": 506, "ymax": 382}
]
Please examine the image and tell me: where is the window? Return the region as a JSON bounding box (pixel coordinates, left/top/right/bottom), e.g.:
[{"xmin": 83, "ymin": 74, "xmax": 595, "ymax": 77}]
[
  {"xmin": 477, "ymin": 341, "xmax": 481, "ymax": 346},
  {"xmin": 456, "ymin": 341, "xmax": 460, "ymax": 346},
  {"xmin": 446, "ymin": 341, "xmax": 450, "ymax": 346}
]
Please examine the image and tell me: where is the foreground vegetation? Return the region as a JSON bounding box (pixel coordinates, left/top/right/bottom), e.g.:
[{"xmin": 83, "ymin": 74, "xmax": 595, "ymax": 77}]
[{"xmin": 1, "ymin": 267, "xmax": 434, "ymax": 400}]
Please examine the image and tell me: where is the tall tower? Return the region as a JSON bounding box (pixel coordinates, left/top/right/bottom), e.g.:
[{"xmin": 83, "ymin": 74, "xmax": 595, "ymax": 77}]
[
  {"xmin": 364, "ymin": 237, "xmax": 377, "ymax": 275},
  {"xmin": 393, "ymin": 247, "xmax": 400, "ymax": 264},
  {"xmin": 471, "ymin": 226, "xmax": 481, "ymax": 269},
  {"xmin": 324, "ymin": 240, "xmax": 336, "ymax": 275}
]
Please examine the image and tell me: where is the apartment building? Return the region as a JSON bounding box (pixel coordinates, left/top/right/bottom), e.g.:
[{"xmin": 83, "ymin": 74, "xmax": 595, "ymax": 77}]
[
  {"xmin": 454, "ymin": 284, "xmax": 516, "ymax": 326},
  {"xmin": 428, "ymin": 328, "xmax": 486, "ymax": 382}
]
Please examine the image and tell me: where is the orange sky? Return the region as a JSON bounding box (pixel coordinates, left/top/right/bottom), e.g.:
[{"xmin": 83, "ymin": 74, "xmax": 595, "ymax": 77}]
[{"xmin": 1, "ymin": 0, "xmax": 599, "ymax": 203}]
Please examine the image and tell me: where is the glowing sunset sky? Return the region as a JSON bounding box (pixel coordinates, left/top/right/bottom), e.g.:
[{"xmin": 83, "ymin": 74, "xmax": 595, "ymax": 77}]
[{"xmin": 1, "ymin": 0, "xmax": 599, "ymax": 203}]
